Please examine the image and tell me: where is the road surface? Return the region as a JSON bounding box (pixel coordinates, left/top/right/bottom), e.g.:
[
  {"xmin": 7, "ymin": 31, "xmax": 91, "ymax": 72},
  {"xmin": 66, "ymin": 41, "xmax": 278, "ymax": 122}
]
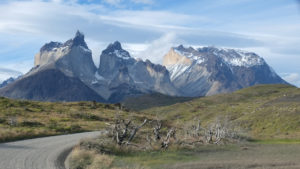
[{"xmin": 0, "ymin": 131, "xmax": 101, "ymax": 169}]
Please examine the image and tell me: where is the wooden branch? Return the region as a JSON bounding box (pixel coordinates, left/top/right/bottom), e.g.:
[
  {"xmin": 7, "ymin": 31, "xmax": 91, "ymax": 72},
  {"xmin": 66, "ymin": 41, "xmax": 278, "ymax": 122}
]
[
  {"xmin": 153, "ymin": 120, "xmax": 162, "ymax": 141},
  {"xmin": 127, "ymin": 119, "xmax": 148, "ymax": 144},
  {"xmin": 161, "ymin": 128, "xmax": 175, "ymax": 149}
]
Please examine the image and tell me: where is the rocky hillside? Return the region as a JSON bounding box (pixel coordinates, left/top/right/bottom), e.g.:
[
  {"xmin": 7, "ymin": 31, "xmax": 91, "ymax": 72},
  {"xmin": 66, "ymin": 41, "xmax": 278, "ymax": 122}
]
[
  {"xmin": 163, "ymin": 45, "xmax": 288, "ymax": 97},
  {"xmin": 96, "ymin": 41, "xmax": 178, "ymax": 102}
]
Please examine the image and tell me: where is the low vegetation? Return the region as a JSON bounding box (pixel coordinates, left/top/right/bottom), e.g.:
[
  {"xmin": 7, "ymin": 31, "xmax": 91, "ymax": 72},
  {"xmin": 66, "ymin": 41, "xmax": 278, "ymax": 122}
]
[
  {"xmin": 68, "ymin": 84, "xmax": 300, "ymax": 169},
  {"xmin": 69, "ymin": 142, "xmax": 300, "ymax": 169},
  {"xmin": 122, "ymin": 93, "xmax": 194, "ymax": 111},
  {"xmin": 142, "ymin": 84, "xmax": 300, "ymax": 140},
  {"xmin": 0, "ymin": 98, "xmax": 148, "ymax": 142}
]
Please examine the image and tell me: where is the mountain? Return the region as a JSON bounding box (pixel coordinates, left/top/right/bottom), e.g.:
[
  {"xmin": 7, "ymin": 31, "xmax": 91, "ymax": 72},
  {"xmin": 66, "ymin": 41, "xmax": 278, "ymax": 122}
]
[
  {"xmin": 163, "ymin": 45, "xmax": 288, "ymax": 97},
  {"xmin": 0, "ymin": 75, "xmax": 21, "ymax": 88},
  {"xmin": 0, "ymin": 31, "xmax": 289, "ymax": 103},
  {"xmin": 0, "ymin": 32, "xmax": 178, "ymax": 103},
  {"xmin": 0, "ymin": 31, "xmax": 105, "ymax": 102},
  {"xmin": 34, "ymin": 31, "xmax": 97, "ymax": 82},
  {"xmin": 96, "ymin": 41, "xmax": 179, "ymax": 102}
]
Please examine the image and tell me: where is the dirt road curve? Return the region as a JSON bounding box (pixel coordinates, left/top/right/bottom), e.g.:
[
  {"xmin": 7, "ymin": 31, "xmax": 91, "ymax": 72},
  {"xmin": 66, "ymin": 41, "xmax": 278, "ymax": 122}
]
[{"xmin": 0, "ymin": 131, "xmax": 101, "ymax": 169}]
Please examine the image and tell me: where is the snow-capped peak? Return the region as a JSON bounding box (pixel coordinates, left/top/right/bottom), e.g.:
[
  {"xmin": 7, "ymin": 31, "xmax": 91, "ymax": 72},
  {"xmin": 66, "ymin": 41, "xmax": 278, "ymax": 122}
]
[
  {"xmin": 172, "ymin": 45, "xmax": 265, "ymax": 68},
  {"xmin": 199, "ymin": 47, "xmax": 265, "ymax": 67},
  {"xmin": 103, "ymin": 41, "xmax": 131, "ymax": 60},
  {"xmin": 111, "ymin": 49, "xmax": 130, "ymax": 60},
  {"xmin": 173, "ymin": 45, "xmax": 206, "ymax": 65}
]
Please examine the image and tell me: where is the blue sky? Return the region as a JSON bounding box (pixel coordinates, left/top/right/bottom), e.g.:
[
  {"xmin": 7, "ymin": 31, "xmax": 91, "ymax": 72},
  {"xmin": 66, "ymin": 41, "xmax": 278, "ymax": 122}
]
[{"xmin": 0, "ymin": 0, "xmax": 299, "ymax": 86}]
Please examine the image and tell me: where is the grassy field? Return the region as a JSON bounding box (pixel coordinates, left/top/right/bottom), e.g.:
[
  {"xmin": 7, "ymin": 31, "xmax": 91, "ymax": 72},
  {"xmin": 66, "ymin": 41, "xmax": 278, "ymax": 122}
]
[
  {"xmin": 122, "ymin": 93, "xmax": 194, "ymax": 111},
  {"xmin": 141, "ymin": 84, "xmax": 300, "ymax": 140},
  {"xmin": 69, "ymin": 142, "xmax": 300, "ymax": 169},
  {"xmin": 0, "ymin": 97, "xmax": 150, "ymax": 142}
]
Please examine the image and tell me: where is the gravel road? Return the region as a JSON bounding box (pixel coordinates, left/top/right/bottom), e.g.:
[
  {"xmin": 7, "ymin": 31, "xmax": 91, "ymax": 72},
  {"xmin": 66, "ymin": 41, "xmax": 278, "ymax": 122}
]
[{"xmin": 0, "ymin": 131, "xmax": 101, "ymax": 169}]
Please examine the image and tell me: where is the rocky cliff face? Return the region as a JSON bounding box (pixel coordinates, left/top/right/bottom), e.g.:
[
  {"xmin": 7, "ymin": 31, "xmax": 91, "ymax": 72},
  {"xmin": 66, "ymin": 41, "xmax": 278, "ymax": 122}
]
[
  {"xmin": 0, "ymin": 31, "xmax": 104, "ymax": 102},
  {"xmin": 163, "ymin": 45, "xmax": 288, "ymax": 96},
  {"xmin": 96, "ymin": 41, "xmax": 179, "ymax": 102},
  {"xmin": 34, "ymin": 31, "xmax": 96, "ymax": 81}
]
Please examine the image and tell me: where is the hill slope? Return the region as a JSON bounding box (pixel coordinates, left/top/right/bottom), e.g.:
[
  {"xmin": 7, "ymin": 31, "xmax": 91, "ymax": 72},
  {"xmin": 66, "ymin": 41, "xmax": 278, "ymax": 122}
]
[
  {"xmin": 142, "ymin": 84, "xmax": 300, "ymax": 139},
  {"xmin": 122, "ymin": 93, "xmax": 194, "ymax": 111},
  {"xmin": 0, "ymin": 97, "xmax": 148, "ymax": 142}
]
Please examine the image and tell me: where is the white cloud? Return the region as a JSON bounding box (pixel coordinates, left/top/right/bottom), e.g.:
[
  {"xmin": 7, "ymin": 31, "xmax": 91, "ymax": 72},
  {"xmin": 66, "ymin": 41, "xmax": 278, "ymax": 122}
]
[
  {"xmin": 281, "ymin": 73, "xmax": 300, "ymax": 87},
  {"xmin": 0, "ymin": 1, "xmax": 199, "ymax": 38},
  {"xmin": 85, "ymin": 39, "xmax": 109, "ymax": 68},
  {"xmin": 130, "ymin": 0, "xmax": 153, "ymax": 5},
  {"xmin": 52, "ymin": 0, "xmax": 63, "ymax": 3},
  {"xmin": 100, "ymin": 10, "xmax": 202, "ymax": 30},
  {"xmin": 0, "ymin": 68, "xmax": 23, "ymax": 83},
  {"xmin": 103, "ymin": 0, "xmax": 123, "ymax": 6},
  {"xmin": 130, "ymin": 32, "xmax": 180, "ymax": 64}
]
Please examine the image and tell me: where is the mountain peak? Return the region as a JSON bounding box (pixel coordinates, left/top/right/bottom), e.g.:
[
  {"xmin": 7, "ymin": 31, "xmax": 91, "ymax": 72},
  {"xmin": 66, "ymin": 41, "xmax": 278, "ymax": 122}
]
[
  {"xmin": 175, "ymin": 44, "xmax": 185, "ymax": 50},
  {"xmin": 75, "ymin": 30, "xmax": 84, "ymax": 38},
  {"xmin": 107, "ymin": 41, "xmax": 122, "ymax": 50},
  {"xmin": 71, "ymin": 30, "xmax": 88, "ymax": 48},
  {"xmin": 102, "ymin": 41, "xmax": 131, "ymax": 60},
  {"xmin": 40, "ymin": 42, "xmax": 63, "ymax": 52}
]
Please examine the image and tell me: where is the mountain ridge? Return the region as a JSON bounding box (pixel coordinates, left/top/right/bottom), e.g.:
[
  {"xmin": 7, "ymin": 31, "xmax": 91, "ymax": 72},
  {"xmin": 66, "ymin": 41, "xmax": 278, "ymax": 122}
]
[
  {"xmin": 0, "ymin": 31, "xmax": 290, "ymax": 103},
  {"xmin": 163, "ymin": 45, "xmax": 288, "ymax": 97}
]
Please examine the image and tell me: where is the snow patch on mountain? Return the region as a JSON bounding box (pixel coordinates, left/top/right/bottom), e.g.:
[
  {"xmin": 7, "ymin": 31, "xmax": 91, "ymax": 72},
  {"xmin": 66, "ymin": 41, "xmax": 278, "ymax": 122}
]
[
  {"xmin": 80, "ymin": 46, "xmax": 92, "ymax": 53},
  {"xmin": 201, "ymin": 47, "xmax": 266, "ymax": 67},
  {"xmin": 167, "ymin": 64, "xmax": 190, "ymax": 80},
  {"xmin": 174, "ymin": 49, "xmax": 205, "ymax": 65},
  {"xmin": 95, "ymin": 72, "xmax": 105, "ymax": 81},
  {"xmin": 109, "ymin": 49, "xmax": 131, "ymax": 60}
]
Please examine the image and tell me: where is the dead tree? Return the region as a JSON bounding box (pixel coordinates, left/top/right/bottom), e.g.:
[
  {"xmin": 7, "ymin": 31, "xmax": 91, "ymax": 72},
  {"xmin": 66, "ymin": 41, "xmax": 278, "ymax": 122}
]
[
  {"xmin": 205, "ymin": 128, "xmax": 214, "ymax": 144},
  {"xmin": 114, "ymin": 119, "xmax": 131, "ymax": 145},
  {"xmin": 161, "ymin": 128, "xmax": 176, "ymax": 149},
  {"xmin": 153, "ymin": 120, "xmax": 162, "ymax": 141},
  {"xmin": 127, "ymin": 119, "xmax": 148, "ymax": 144}
]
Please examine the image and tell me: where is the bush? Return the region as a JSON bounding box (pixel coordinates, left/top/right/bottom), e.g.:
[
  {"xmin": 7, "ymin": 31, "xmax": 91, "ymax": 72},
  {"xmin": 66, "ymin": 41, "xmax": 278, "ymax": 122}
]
[
  {"xmin": 0, "ymin": 118, "xmax": 6, "ymax": 124},
  {"xmin": 71, "ymin": 112, "xmax": 104, "ymax": 121},
  {"xmin": 21, "ymin": 121, "xmax": 44, "ymax": 127},
  {"xmin": 68, "ymin": 147, "xmax": 114, "ymax": 169}
]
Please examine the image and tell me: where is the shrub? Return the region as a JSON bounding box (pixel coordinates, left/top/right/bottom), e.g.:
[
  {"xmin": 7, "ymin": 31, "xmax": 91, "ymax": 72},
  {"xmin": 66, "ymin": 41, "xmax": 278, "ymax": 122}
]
[{"xmin": 21, "ymin": 121, "xmax": 44, "ymax": 127}]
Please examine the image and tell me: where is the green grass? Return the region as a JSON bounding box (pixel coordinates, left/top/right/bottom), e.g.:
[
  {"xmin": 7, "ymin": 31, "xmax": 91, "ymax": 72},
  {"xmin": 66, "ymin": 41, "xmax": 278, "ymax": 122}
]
[
  {"xmin": 142, "ymin": 84, "xmax": 300, "ymax": 140},
  {"xmin": 122, "ymin": 93, "xmax": 194, "ymax": 111},
  {"xmin": 249, "ymin": 139, "xmax": 300, "ymax": 144},
  {"xmin": 71, "ymin": 143, "xmax": 300, "ymax": 169},
  {"xmin": 0, "ymin": 97, "xmax": 150, "ymax": 142}
]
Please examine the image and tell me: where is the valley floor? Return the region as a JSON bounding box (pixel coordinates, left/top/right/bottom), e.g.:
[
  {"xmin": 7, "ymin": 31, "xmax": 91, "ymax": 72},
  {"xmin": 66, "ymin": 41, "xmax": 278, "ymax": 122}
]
[{"xmin": 70, "ymin": 142, "xmax": 300, "ymax": 169}]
